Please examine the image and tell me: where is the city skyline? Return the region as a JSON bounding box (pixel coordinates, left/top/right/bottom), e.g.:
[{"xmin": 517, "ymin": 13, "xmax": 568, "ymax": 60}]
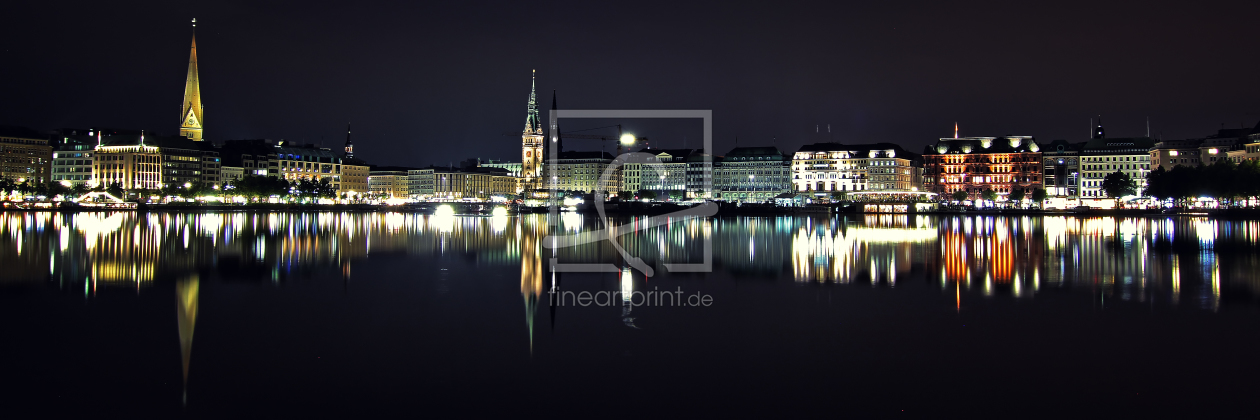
[{"xmin": 4, "ymin": 1, "xmax": 1260, "ymax": 168}]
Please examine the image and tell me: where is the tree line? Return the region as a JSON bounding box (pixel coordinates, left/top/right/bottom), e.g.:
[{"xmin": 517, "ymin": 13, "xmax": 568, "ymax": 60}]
[
  {"xmin": 2, "ymin": 175, "xmax": 342, "ymax": 202},
  {"xmin": 1145, "ymin": 159, "xmax": 1260, "ymax": 206}
]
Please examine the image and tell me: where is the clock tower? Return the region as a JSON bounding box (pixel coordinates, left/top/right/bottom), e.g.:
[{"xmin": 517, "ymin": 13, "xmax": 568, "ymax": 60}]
[
  {"xmin": 180, "ymin": 18, "xmax": 205, "ymax": 141},
  {"xmin": 521, "ymin": 70, "xmax": 544, "ymax": 189}
]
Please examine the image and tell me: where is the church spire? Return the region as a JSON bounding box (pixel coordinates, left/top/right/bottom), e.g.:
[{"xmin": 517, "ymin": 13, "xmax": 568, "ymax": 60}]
[
  {"xmin": 524, "ymin": 70, "xmax": 542, "ymax": 135},
  {"xmin": 179, "ymin": 18, "xmax": 204, "ymax": 141},
  {"xmin": 344, "ymin": 122, "xmax": 354, "ymax": 159},
  {"xmin": 547, "ymin": 89, "xmax": 562, "ymax": 155},
  {"xmin": 520, "ymin": 70, "xmax": 544, "ymax": 188}
]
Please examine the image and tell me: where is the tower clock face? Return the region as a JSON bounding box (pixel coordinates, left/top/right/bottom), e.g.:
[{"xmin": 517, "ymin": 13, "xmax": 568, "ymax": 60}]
[{"xmin": 526, "ymin": 151, "xmax": 532, "ymax": 157}]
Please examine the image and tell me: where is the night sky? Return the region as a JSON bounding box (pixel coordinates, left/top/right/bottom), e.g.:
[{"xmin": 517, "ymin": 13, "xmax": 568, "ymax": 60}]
[{"xmin": 3, "ymin": 0, "xmax": 1258, "ymax": 166}]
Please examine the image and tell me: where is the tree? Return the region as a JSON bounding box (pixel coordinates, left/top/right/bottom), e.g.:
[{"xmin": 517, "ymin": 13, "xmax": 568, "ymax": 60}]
[
  {"xmin": 1101, "ymin": 170, "xmax": 1137, "ymax": 198},
  {"xmin": 951, "ymin": 190, "xmax": 968, "ymax": 202},
  {"xmin": 668, "ymin": 190, "xmax": 684, "ymax": 201},
  {"xmin": 45, "ymin": 181, "xmax": 70, "ymax": 198},
  {"xmin": 105, "ymin": 183, "xmax": 124, "ymax": 198},
  {"xmin": 1008, "ymin": 188, "xmax": 1026, "ymax": 203},
  {"xmin": 1031, "ymin": 187, "xmax": 1047, "ymax": 204},
  {"xmin": 1144, "ymin": 166, "xmax": 1169, "ymax": 201},
  {"xmin": 981, "ymin": 188, "xmax": 997, "ymax": 203},
  {"xmin": 638, "ymin": 190, "xmax": 657, "ymax": 201},
  {"xmin": 617, "ymin": 191, "xmax": 633, "ymax": 200},
  {"xmin": 830, "ymin": 191, "xmax": 847, "ymax": 202}
]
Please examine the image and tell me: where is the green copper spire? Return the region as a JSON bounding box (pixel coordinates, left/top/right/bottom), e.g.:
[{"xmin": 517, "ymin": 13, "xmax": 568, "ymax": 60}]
[{"xmin": 524, "ymin": 70, "xmax": 542, "ymax": 135}]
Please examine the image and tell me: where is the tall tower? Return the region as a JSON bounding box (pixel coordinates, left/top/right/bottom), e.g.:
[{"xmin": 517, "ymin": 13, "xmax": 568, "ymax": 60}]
[
  {"xmin": 344, "ymin": 123, "xmax": 354, "ymax": 158},
  {"xmin": 1093, "ymin": 117, "xmax": 1105, "ymax": 139},
  {"xmin": 179, "ymin": 18, "xmax": 205, "ymax": 141},
  {"xmin": 547, "ymin": 90, "xmax": 563, "ymax": 157},
  {"xmin": 521, "ymin": 70, "xmax": 544, "ymax": 189}
]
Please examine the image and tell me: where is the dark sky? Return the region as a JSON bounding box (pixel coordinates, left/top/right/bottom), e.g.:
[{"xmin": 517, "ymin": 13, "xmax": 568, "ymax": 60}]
[{"xmin": 3, "ymin": 0, "xmax": 1259, "ymax": 166}]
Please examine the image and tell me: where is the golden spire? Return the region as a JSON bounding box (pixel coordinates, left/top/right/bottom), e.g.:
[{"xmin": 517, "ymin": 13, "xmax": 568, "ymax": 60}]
[{"xmin": 180, "ymin": 18, "xmax": 204, "ymax": 141}]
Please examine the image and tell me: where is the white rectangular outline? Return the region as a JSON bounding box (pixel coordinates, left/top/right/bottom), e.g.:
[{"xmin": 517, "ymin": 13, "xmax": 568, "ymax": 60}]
[{"xmin": 547, "ymin": 110, "xmax": 713, "ymax": 273}]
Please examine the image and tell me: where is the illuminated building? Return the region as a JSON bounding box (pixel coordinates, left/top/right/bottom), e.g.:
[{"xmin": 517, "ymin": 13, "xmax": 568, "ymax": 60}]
[
  {"xmin": 521, "ymin": 70, "xmax": 544, "ymax": 190},
  {"xmin": 274, "ymin": 143, "xmax": 367, "ymax": 196},
  {"xmin": 179, "ymin": 19, "xmax": 205, "ymax": 141},
  {"xmin": 218, "ymin": 139, "xmax": 279, "ymax": 178},
  {"xmin": 368, "ymin": 167, "xmax": 412, "ymax": 198},
  {"xmin": 90, "ymin": 133, "xmax": 220, "ymax": 191},
  {"xmin": 792, "ymin": 142, "xmax": 919, "ymax": 194},
  {"xmin": 51, "ymin": 132, "xmax": 97, "ymax": 187},
  {"xmin": 341, "ymin": 159, "xmax": 369, "ymax": 196},
  {"xmin": 1149, "ymin": 138, "xmax": 1201, "ymax": 171},
  {"xmin": 625, "ymin": 148, "xmax": 693, "ymax": 196},
  {"xmin": 714, "ymin": 146, "xmax": 791, "ymax": 202},
  {"xmin": 431, "ymin": 166, "xmax": 516, "ymax": 200},
  {"xmin": 922, "ymin": 136, "xmax": 1042, "ymax": 200},
  {"xmin": 1150, "ymin": 125, "xmax": 1255, "ymax": 171},
  {"xmin": 480, "ymin": 159, "xmax": 522, "ymax": 177},
  {"xmin": 0, "ymin": 125, "xmax": 52, "ymax": 185},
  {"xmin": 1079, "ymin": 132, "xmax": 1153, "ymax": 198},
  {"xmin": 1040, "ymin": 140, "xmax": 1082, "ymax": 198},
  {"xmin": 219, "ymin": 166, "xmax": 244, "ymax": 183},
  {"xmin": 406, "ymin": 169, "xmax": 435, "ymax": 199},
  {"xmin": 544, "ymin": 151, "xmax": 620, "ymax": 194},
  {"xmin": 685, "ymin": 152, "xmax": 714, "ymax": 198}
]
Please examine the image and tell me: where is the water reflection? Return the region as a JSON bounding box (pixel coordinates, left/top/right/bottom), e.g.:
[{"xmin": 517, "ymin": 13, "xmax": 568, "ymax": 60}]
[
  {"xmin": 176, "ymin": 274, "xmax": 198, "ymax": 405},
  {"xmin": 3, "ymin": 213, "xmax": 1258, "ymax": 306},
  {"xmin": 3, "ymin": 211, "xmax": 1258, "ymax": 414}
]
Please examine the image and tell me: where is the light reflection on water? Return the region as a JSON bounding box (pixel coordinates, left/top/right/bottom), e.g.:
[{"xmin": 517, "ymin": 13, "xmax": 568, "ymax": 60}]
[
  {"xmin": 3, "ymin": 212, "xmax": 1259, "ymax": 310},
  {"xmin": 4, "ymin": 211, "xmax": 1260, "ymax": 415}
]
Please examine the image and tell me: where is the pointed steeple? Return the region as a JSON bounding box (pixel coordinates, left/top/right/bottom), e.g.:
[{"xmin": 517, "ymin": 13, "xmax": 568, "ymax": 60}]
[
  {"xmin": 179, "ymin": 18, "xmax": 204, "ymax": 141},
  {"xmin": 344, "ymin": 123, "xmax": 354, "ymax": 159},
  {"xmin": 1093, "ymin": 116, "xmax": 1105, "ymax": 139},
  {"xmin": 547, "ymin": 89, "xmax": 562, "ymax": 155},
  {"xmin": 521, "ymin": 70, "xmax": 545, "ymax": 186},
  {"xmin": 524, "ymin": 70, "xmax": 542, "ymax": 135}
]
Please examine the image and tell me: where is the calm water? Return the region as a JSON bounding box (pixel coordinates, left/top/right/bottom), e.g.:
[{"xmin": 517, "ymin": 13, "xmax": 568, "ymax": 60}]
[{"xmin": 2, "ymin": 212, "xmax": 1259, "ymax": 416}]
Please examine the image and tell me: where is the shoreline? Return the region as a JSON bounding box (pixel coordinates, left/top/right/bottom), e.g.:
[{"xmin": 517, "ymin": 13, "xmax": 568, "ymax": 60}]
[{"xmin": 4, "ymin": 201, "xmax": 1260, "ymax": 219}]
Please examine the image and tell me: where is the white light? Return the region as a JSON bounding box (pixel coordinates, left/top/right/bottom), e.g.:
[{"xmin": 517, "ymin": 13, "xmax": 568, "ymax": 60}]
[{"xmin": 620, "ymin": 134, "xmax": 635, "ymax": 145}]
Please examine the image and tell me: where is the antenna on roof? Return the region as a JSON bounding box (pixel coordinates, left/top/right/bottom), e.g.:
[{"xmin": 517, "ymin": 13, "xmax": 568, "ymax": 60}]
[{"xmin": 1146, "ymin": 117, "xmax": 1150, "ymax": 138}]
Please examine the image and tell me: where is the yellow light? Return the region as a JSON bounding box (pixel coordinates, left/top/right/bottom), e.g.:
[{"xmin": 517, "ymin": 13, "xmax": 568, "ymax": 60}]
[{"xmin": 620, "ymin": 134, "xmax": 635, "ymax": 145}]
